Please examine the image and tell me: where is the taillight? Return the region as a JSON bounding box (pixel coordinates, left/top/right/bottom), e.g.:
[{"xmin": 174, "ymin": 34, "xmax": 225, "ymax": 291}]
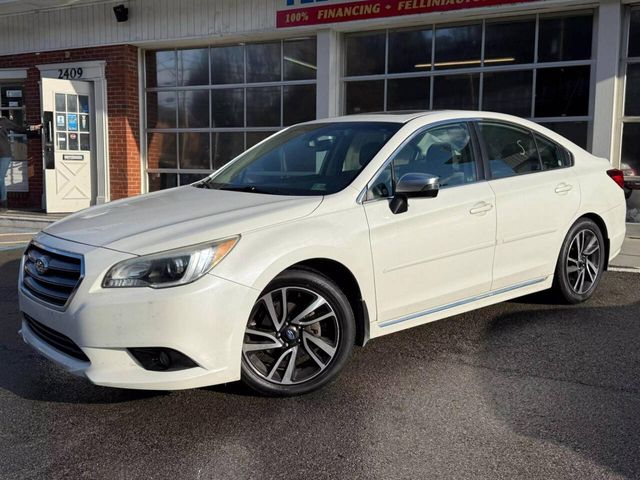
[{"xmin": 607, "ymin": 169, "xmax": 625, "ymax": 189}]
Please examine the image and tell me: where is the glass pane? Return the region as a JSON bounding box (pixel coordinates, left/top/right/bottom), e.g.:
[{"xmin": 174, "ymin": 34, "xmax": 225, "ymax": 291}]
[
  {"xmin": 432, "ymin": 73, "xmax": 480, "ymax": 109},
  {"xmin": 146, "ymin": 91, "xmax": 176, "ymax": 128},
  {"xmin": 535, "ymin": 134, "xmax": 569, "ymax": 170},
  {"xmin": 80, "ymin": 133, "xmax": 90, "ymax": 151},
  {"xmin": 621, "ymin": 123, "xmax": 640, "ymax": 175},
  {"xmin": 535, "ymin": 66, "xmax": 590, "ymax": 117},
  {"xmin": 387, "ymin": 77, "xmax": 430, "ymax": 111},
  {"xmin": 246, "ymin": 86, "xmax": 281, "ymax": 127},
  {"xmin": 179, "ymin": 132, "xmax": 210, "ymax": 169},
  {"xmin": 177, "ymin": 48, "xmax": 209, "ymax": 86},
  {"xmin": 246, "ymin": 131, "xmax": 274, "ymax": 148},
  {"xmin": 148, "ymin": 172, "xmax": 178, "ymax": 191},
  {"xmin": 246, "ymin": 42, "xmax": 281, "ymax": 83},
  {"xmin": 284, "ymin": 38, "xmax": 317, "ymax": 80},
  {"xmin": 68, "ymin": 132, "xmax": 79, "ymax": 150},
  {"xmin": 146, "ymin": 50, "xmax": 176, "ymax": 87},
  {"xmin": 388, "ymin": 28, "xmax": 433, "ymax": 73},
  {"xmin": 345, "ymin": 33, "xmax": 386, "ymax": 76},
  {"xmin": 180, "ymin": 173, "xmax": 210, "ymax": 186},
  {"xmin": 284, "ymin": 84, "xmax": 316, "ymax": 125},
  {"xmin": 539, "ymin": 122, "xmax": 588, "ymax": 149},
  {"xmin": 630, "ymin": 9, "xmax": 640, "ymax": 57},
  {"xmin": 55, "ymin": 93, "xmax": 66, "ymax": 111},
  {"xmin": 56, "ymin": 113, "xmax": 66, "ymax": 130},
  {"xmin": 482, "ymin": 70, "xmax": 533, "ymax": 117},
  {"xmin": 211, "ymin": 88, "xmax": 244, "ymax": 128},
  {"xmin": 434, "ymin": 24, "xmax": 482, "ymax": 69},
  {"xmin": 147, "ymin": 132, "xmax": 177, "ymax": 169},
  {"xmin": 393, "ymin": 122, "xmax": 477, "ymax": 187},
  {"xmin": 625, "ymin": 63, "xmax": 640, "ymax": 116},
  {"xmin": 478, "ymin": 122, "xmax": 540, "ymax": 178},
  {"xmin": 212, "ymin": 132, "xmax": 245, "ymax": 168},
  {"xmin": 345, "ymin": 80, "xmax": 384, "ymax": 114},
  {"xmin": 178, "ymin": 90, "xmax": 209, "ymax": 128},
  {"xmin": 66, "ymin": 94, "xmax": 77, "ymax": 112},
  {"xmin": 78, "ymin": 95, "xmax": 89, "ymax": 113},
  {"xmin": 57, "ymin": 132, "xmax": 67, "ymax": 150},
  {"xmin": 211, "ymin": 45, "xmax": 244, "ymax": 84},
  {"xmin": 79, "ymin": 115, "xmax": 90, "ymax": 132},
  {"xmin": 538, "ymin": 15, "xmax": 593, "ymax": 62},
  {"xmin": 484, "ymin": 20, "xmax": 535, "ymax": 65},
  {"xmin": 67, "ymin": 113, "xmax": 78, "ymax": 131}
]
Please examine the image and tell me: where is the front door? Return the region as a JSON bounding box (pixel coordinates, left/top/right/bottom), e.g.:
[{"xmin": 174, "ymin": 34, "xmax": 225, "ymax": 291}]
[
  {"xmin": 41, "ymin": 78, "xmax": 94, "ymax": 213},
  {"xmin": 364, "ymin": 122, "xmax": 496, "ymax": 325}
]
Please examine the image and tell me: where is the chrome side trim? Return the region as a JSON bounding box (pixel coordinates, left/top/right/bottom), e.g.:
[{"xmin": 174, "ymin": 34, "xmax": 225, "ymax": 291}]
[{"xmin": 379, "ymin": 276, "xmax": 547, "ymax": 329}]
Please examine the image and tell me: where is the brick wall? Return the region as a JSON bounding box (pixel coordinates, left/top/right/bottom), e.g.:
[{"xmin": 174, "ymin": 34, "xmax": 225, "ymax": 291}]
[{"xmin": 0, "ymin": 44, "xmax": 141, "ymax": 209}]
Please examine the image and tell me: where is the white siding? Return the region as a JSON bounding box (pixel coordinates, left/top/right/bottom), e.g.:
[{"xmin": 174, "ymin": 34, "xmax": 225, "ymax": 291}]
[{"xmin": 0, "ymin": 0, "xmax": 280, "ymax": 55}]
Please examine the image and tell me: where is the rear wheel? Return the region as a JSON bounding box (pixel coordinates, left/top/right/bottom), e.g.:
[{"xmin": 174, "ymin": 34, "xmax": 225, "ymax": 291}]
[
  {"xmin": 553, "ymin": 218, "xmax": 605, "ymax": 304},
  {"xmin": 241, "ymin": 268, "xmax": 355, "ymax": 396}
]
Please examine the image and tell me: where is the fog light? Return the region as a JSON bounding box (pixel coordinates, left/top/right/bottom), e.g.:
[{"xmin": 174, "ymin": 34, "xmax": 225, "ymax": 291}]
[{"xmin": 128, "ymin": 347, "xmax": 198, "ymax": 372}]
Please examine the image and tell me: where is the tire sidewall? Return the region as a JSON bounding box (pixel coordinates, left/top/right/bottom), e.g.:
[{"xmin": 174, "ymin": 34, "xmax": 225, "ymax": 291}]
[
  {"xmin": 555, "ymin": 218, "xmax": 605, "ymax": 304},
  {"xmin": 240, "ymin": 268, "xmax": 356, "ymax": 396}
]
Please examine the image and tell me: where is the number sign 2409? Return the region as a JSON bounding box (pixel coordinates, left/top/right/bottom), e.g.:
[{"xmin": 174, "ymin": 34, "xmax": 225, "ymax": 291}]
[{"xmin": 58, "ymin": 67, "xmax": 83, "ymax": 80}]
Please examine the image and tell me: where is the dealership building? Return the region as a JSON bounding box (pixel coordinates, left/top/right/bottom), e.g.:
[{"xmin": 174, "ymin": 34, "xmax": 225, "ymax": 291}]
[{"xmin": 0, "ymin": 0, "xmax": 639, "ymax": 220}]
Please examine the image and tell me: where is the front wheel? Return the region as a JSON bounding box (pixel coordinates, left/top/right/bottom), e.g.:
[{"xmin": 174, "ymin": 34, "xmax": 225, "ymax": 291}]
[
  {"xmin": 553, "ymin": 218, "xmax": 605, "ymax": 304},
  {"xmin": 241, "ymin": 268, "xmax": 355, "ymax": 396}
]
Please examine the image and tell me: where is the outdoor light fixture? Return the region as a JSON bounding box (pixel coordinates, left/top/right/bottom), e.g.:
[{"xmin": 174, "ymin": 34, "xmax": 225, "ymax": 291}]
[{"xmin": 113, "ymin": 4, "xmax": 128, "ymax": 22}]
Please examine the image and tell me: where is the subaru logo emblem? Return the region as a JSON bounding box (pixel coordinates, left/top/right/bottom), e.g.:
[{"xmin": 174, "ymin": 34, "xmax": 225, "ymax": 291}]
[
  {"xmin": 35, "ymin": 256, "xmax": 49, "ymax": 275},
  {"xmin": 284, "ymin": 328, "xmax": 296, "ymax": 341}
]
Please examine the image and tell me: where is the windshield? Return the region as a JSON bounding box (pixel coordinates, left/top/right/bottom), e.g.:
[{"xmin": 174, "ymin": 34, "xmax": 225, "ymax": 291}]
[{"xmin": 200, "ymin": 122, "xmax": 401, "ymax": 195}]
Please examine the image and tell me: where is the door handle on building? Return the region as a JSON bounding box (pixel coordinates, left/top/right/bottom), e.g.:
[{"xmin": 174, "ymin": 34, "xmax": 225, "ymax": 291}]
[
  {"xmin": 469, "ymin": 202, "xmax": 494, "ymax": 215},
  {"xmin": 555, "ymin": 183, "xmax": 573, "ymax": 194}
]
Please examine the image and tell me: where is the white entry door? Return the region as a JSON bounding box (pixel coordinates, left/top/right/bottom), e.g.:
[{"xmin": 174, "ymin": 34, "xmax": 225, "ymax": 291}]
[{"xmin": 41, "ymin": 78, "xmax": 94, "ymax": 213}]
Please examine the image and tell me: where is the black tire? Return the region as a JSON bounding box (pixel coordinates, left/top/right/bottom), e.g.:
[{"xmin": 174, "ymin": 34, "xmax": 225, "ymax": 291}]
[
  {"xmin": 241, "ymin": 268, "xmax": 355, "ymax": 396},
  {"xmin": 552, "ymin": 218, "xmax": 605, "ymax": 304}
]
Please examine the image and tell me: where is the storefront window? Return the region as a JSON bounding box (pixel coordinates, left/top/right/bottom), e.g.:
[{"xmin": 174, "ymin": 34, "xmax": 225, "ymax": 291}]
[
  {"xmin": 344, "ymin": 12, "xmax": 593, "ymax": 150},
  {"xmin": 621, "ymin": 7, "xmax": 640, "ymax": 222},
  {"xmin": 145, "ymin": 37, "xmax": 317, "ymax": 191},
  {"xmin": 0, "ymin": 83, "xmax": 28, "ymax": 192}
]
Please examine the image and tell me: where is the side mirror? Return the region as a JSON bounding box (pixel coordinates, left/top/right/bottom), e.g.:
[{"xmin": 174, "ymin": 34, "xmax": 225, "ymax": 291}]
[{"xmin": 396, "ymin": 173, "xmax": 440, "ymax": 198}]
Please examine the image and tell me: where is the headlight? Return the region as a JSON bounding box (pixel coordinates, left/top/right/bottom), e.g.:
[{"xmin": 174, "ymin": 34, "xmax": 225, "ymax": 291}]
[{"xmin": 102, "ymin": 236, "xmax": 239, "ymax": 288}]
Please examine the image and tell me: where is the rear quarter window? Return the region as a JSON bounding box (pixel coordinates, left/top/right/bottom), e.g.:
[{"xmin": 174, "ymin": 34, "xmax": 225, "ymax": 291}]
[{"xmin": 534, "ymin": 133, "xmax": 572, "ymax": 170}]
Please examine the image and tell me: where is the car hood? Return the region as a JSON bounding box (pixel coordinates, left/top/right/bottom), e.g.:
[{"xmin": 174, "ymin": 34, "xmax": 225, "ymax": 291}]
[{"xmin": 43, "ymin": 186, "xmax": 323, "ymax": 254}]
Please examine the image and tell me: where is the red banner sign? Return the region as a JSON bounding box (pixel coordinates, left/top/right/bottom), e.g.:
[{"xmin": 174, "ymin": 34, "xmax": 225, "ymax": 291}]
[{"xmin": 277, "ymin": 0, "xmax": 540, "ymax": 28}]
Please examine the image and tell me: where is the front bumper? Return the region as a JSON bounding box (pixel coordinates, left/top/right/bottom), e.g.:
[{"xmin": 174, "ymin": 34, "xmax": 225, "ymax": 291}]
[{"xmin": 18, "ymin": 233, "xmax": 258, "ymax": 390}]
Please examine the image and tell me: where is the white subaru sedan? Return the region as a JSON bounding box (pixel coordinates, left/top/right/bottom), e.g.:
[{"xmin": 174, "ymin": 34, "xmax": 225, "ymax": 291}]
[{"xmin": 19, "ymin": 111, "xmax": 627, "ymax": 396}]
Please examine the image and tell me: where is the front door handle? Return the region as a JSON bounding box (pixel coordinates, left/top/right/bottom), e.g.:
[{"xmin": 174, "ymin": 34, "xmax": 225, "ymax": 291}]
[
  {"xmin": 555, "ymin": 183, "xmax": 573, "ymax": 194},
  {"xmin": 469, "ymin": 202, "xmax": 494, "ymax": 215}
]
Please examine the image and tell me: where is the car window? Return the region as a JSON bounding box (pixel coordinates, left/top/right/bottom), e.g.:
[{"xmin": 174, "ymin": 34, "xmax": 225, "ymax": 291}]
[
  {"xmin": 204, "ymin": 122, "xmax": 401, "ymax": 195},
  {"xmin": 535, "ymin": 133, "xmax": 571, "ymax": 170},
  {"xmin": 478, "ymin": 122, "xmax": 541, "ymax": 179}
]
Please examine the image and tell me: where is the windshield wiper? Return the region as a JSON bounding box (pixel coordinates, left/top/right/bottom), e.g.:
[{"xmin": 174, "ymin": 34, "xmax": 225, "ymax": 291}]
[{"xmin": 219, "ymin": 185, "xmax": 274, "ymax": 194}]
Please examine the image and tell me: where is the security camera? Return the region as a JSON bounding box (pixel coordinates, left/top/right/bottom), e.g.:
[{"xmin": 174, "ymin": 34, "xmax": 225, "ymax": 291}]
[{"xmin": 113, "ymin": 4, "xmax": 128, "ymax": 22}]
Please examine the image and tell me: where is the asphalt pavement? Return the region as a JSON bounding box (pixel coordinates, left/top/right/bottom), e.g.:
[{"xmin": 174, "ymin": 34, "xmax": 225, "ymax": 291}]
[{"xmin": 1, "ymin": 246, "xmax": 639, "ymax": 479}]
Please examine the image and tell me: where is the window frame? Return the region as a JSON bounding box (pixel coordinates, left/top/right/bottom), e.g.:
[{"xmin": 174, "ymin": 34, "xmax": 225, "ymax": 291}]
[
  {"xmin": 362, "ymin": 119, "xmax": 485, "ymax": 202},
  {"xmin": 342, "ymin": 11, "xmax": 595, "ymax": 149},
  {"xmin": 144, "ymin": 37, "xmax": 318, "ymax": 191},
  {"xmin": 0, "ymin": 81, "xmax": 28, "ymax": 193},
  {"xmin": 472, "ymin": 119, "xmax": 574, "ymax": 181},
  {"xmin": 618, "ymin": 6, "xmax": 640, "ymax": 175}
]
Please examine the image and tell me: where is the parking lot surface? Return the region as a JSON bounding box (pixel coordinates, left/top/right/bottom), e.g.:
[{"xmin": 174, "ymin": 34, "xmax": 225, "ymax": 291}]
[{"xmin": 1, "ymin": 247, "xmax": 639, "ymax": 480}]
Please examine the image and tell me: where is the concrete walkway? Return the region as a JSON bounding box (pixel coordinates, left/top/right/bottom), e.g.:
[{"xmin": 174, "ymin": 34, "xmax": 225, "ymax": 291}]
[{"xmin": 610, "ymin": 223, "xmax": 640, "ymax": 272}]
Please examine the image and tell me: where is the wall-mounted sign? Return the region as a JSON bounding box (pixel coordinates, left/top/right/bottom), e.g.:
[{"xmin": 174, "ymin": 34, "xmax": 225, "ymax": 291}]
[
  {"xmin": 5, "ymin": 90, "xmax": 22, "ymax": 98},
  {"xmin": 277, "ymin": 0, "xmax": 540, "ymax": 28}
]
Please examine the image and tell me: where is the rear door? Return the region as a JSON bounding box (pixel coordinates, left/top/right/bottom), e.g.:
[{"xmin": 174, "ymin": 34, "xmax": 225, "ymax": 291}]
[{"xmin": 475, "ymin": 121, "xmax": 580, "ymax": 290}]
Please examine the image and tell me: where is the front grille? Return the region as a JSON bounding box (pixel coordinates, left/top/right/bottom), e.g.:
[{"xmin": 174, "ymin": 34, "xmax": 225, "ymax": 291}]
[
  {"xmin": 24, "ymin": 314, "xmax": 90, "ymax": 362},
  {"xmin": 21, "ymin": 242, "xmax": 83, "ymax": 309}
]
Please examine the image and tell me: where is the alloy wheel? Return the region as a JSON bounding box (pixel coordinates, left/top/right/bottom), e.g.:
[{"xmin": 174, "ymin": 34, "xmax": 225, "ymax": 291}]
[
  {"xmin": 566, "ymin": 228, "xmax": 601, "ymax": 295},
  {"xmin": 242, "ymin": 287, "xmax": 340, "ymax": 386}
]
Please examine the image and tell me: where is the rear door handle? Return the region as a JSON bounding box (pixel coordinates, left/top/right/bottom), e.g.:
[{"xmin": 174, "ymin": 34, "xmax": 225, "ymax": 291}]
[
  {"xmin": 470, "ymin": 202, "xmax": 494, "ymax": 215},
  {"xmin": 555, "ymin": 183, "xmax": 573, "ymax": 194}
]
